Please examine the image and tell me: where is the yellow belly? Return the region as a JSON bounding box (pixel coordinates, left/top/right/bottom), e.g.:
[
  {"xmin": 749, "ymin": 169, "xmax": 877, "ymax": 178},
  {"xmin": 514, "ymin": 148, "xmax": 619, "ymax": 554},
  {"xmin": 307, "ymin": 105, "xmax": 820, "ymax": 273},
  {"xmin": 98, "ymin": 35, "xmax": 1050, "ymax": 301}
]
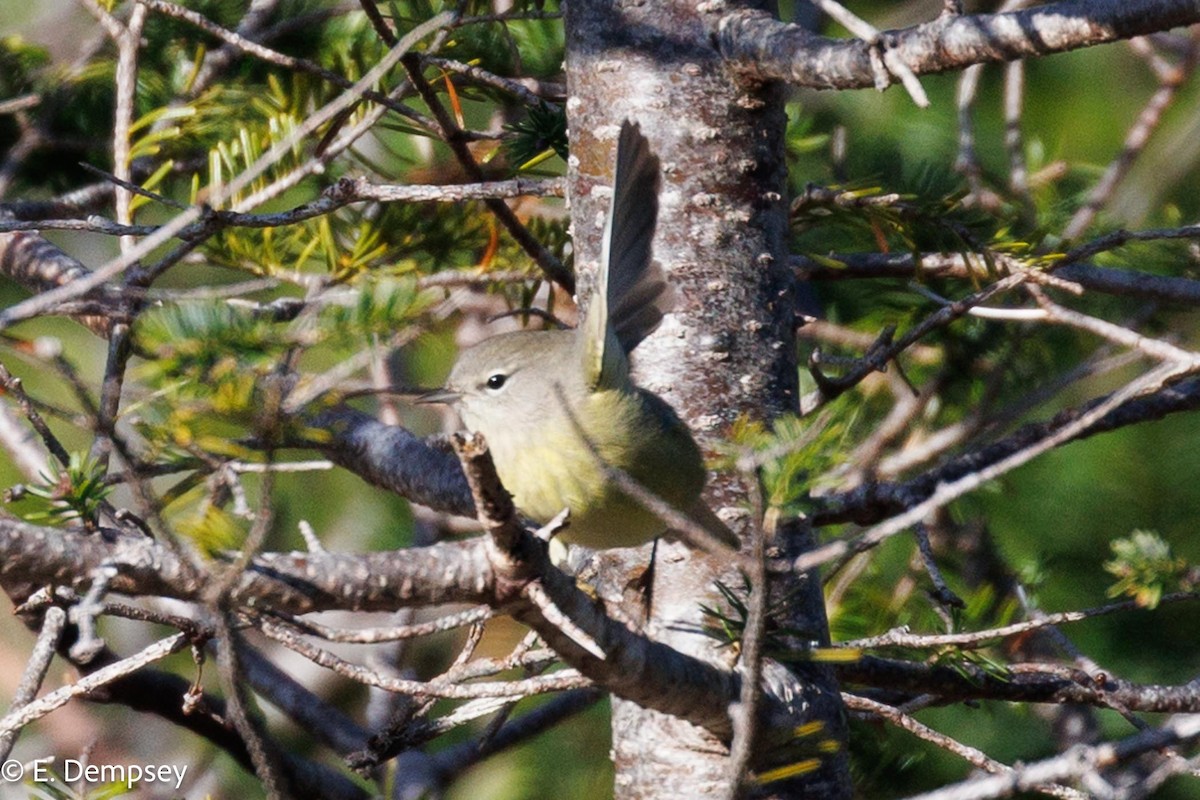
[{"xmin": 490, "ymin": 387, "xmax": 706, "ymax": 549}]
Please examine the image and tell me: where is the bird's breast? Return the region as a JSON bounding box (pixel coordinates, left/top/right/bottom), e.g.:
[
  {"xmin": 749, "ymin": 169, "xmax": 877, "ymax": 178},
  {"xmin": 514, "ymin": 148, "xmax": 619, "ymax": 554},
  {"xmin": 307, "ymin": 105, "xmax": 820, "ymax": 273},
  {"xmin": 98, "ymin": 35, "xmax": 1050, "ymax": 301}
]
[{"xmin": 485, "ymin": 387, "xmax": 707, "ymax": 548}]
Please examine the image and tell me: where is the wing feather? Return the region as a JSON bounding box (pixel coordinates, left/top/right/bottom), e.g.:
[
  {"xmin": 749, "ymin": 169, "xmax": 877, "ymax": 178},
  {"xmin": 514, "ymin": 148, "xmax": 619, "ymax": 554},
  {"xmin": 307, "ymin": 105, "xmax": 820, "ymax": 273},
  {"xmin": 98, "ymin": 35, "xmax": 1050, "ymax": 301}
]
[{"xmin": 583, "ymin": 121, "xmax": 670, "ymax": 389}]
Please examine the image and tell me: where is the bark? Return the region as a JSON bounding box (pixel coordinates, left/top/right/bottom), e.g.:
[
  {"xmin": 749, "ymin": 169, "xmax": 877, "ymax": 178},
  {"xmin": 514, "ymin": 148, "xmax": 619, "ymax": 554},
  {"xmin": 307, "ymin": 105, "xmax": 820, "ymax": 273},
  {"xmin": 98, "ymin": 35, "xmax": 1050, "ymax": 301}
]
[{"xmin": 563, "ymin": 1, "xmax": 850, "ymax": 797}]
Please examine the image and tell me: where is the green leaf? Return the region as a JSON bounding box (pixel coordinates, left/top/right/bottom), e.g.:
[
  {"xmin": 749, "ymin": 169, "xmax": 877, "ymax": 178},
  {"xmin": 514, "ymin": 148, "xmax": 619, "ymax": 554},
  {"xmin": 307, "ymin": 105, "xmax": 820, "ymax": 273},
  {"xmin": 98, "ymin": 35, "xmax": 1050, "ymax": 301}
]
[
  {"xmin": 7, "ymin": 452, "xmax": 112, "ymax": 528},
  {"xmin": 1104, "ymin": 530, "xmax": 1192, "ymax": 609}
]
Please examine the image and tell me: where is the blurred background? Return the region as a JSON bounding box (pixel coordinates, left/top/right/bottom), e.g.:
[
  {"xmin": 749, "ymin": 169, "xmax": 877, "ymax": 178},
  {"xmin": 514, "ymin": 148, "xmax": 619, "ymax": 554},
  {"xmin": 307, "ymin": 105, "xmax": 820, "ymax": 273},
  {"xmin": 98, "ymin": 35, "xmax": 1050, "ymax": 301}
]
[{"xmin": 3, "ymin": 1, "xmax": 1200, "ymax": 798}]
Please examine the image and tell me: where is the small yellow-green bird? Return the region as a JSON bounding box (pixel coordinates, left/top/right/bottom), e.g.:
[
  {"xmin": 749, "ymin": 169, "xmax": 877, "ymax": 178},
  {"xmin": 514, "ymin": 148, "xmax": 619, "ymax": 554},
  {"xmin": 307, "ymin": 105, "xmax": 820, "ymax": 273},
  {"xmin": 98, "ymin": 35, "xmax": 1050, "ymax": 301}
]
[{"xmin": 425, "ymin": 122, "xmax": 737, "ymax": 551}]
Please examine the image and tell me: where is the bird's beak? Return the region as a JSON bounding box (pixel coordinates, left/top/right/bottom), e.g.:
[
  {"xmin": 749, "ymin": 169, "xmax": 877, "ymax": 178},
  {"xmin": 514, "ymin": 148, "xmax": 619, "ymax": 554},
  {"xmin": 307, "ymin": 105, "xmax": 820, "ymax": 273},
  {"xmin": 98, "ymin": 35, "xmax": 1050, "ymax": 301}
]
[{"xmin": 417, "ymin": 388, "xmax": 460, "ymax": 405}]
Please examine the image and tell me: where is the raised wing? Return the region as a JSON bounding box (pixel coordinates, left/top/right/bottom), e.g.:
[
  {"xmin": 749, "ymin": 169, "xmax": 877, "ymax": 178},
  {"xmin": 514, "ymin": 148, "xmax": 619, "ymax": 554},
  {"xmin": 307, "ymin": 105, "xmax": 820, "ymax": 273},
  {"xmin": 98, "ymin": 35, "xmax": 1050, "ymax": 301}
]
[{"xmin": 583, "ymin": 121, "xmax": 670, "ymax": 389}]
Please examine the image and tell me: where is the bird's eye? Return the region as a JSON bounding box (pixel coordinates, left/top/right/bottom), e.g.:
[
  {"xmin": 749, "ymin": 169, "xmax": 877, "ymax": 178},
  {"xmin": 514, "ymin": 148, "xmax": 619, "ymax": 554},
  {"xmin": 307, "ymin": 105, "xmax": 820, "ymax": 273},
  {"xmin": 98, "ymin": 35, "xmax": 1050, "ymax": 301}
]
[{"xmin": 485, "ymin": 373, "xmax": 508, "ymax": 391}]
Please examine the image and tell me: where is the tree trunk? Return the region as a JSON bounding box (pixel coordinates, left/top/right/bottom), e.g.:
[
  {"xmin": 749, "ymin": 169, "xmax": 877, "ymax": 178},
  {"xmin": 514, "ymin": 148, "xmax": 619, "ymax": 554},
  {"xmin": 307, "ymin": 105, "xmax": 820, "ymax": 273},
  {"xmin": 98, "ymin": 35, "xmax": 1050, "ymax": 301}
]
[{"xmin": 564, "ymin": 1, "xmax": 852, "ymax": 797}]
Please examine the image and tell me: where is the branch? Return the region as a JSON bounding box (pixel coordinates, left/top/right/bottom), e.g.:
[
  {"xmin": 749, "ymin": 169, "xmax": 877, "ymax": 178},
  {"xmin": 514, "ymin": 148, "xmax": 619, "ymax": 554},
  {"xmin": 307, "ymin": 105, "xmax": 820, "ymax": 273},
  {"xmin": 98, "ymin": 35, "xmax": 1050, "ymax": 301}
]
[
  {"xmin": 93, "ymin": 657, "xmax": 369, "ymax": 800},
  {"xmin": 397, "ymin": 51, "xmax": 573, "ymax": 291},
  {"xmin": 840, "ymin": 655, "xmax": 1200, "ymax": 714},
  {"xmin": 0, "ymin": 632, "xmax": 189, "ymax": 738},
  {"xmin": 0, "ymin": 606, "xmax": 65, "ymax": 761},
  {"xmin": 900, "ymin": 713, "xmax": 1200, "ymax": 800},
  {"xmin": 793, "ymin": 358, "xmax": 1197, "ymax": 574},
  {"xmin": 140, "ymin": 0, "xmax": 444, "ymax": 135},
  {"xmin": 813, "ymin": 373, "xmax": 1200, "ymax": 527},
  {"xmin": 803, "ymin": 273, "xmax": 1028, "ymax": 408},
  {"xmin": 844, "ymin": 694, "xmax": 1086, "ymax": 800},
  {"xmin": 1062, "ymin": 35, "xmax": 1200, "ymax": 239},
  {"xmin": 793, "ymin": 251, "xmax": 1200, "ymax": 305},
  {"xmin": 841, "ymin": 592, "xmax": 1200, "ymax": 652},
  {"xmin": 311, "ymin": 406, "xmax": 474, "ymax": 518},
  {"xmin": 0, "ymin": 172, "xmax": 561, "ymax": 334},
  {"xmin": 0, "ymin": 211, "xmax": 106, "ymax": 298},
  {"xmin": 1, "ymin": 182, "xmax": 114, "ymax": 220},
  {"xmin": 0, "ymin": 589, "xmax": 368, "ymax": 799},
  {"xmin": 444, "ymin": 432, "xmax": 749, "ymax": 738},
  {"xmin": 0, "ymin": 514, "xmax": 496, "ymax": 611},
  {"xmin": 0, "ymin": 513, "xmax": 762, "ymax": 741},
  {"xmin": 419, "ymin": 689, "xmax": 601, "ymax": 787},
  {"xmin": 719, "ymin": 0, "xmax": 1200, "ymax": 91},
  {"xmin": 0, "ymin": 11, "xmax": 456, "ymax": 333}
]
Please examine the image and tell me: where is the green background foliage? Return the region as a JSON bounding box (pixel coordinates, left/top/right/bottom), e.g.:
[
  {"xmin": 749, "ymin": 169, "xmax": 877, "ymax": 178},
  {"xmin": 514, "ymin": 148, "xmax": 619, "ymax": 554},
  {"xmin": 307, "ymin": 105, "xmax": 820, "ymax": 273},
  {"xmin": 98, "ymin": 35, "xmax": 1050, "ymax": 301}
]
[{"xmin": 3, "ymin": 1, "xmax": 1200, "ymax": 797}]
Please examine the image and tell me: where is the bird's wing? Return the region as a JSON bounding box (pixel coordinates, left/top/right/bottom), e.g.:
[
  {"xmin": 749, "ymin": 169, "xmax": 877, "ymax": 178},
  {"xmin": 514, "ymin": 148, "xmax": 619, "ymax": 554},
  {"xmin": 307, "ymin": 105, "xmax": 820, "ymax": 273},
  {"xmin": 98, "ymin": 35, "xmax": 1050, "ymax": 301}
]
[{"xmin": 583, "ymin": 121, "xmax": 670, "ymax": 390}]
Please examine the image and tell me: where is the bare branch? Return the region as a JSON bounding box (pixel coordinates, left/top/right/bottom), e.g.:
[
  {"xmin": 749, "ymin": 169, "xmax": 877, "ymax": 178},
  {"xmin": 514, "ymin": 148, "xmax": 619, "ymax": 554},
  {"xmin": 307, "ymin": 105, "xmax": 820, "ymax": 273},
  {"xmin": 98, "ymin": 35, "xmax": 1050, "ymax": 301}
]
[
  {"xmin": 110, "ymin": 4, "xmax": 148, "ymax": 253},
  {"xmin": 267, "ymin": 605, "xmax": 493, "ymax": 644},
  {"xmin": 0, "ymin": 632, "xmax": 189, "ymax": 739},
  {"xmin": 844, "ymin": 591, "xmax": 1198, "ymax": 652},
  {"xmin": 0, "ymin": 176, "xmax": 563, "ymax": 240},
  {"xmin": 0, "ymin": 95, "xmax": 40, "ymax": 115},
  {"xmin": 0, "ymin": 362, "xmax": 70, "ymax": 468},
  {"xmin": 418, "ymin": 689, "xmax": 601, "ymax": 788},
  {"xmin": 840, "ymin": 655, "xmax": 1200, "ymax": 714},
  {"xmin": 1, "ymin": 182, "xmax": 114, "ymax": 220},
  {"xmin": 397, "ymin": 51, "xmax": 573, "ymax": 291},
  {"xmin": 802, "ymin": 274, "xmax": 1028, "ymax": 410},
  {"xmin": 450, "ymin": 432, "xmax": 526, "ymax": 559},
  {"xmin": 799, "ymin": 361, "xmax": 1195, "ymax": 570},
  {"xmin": 140, "ymin": 0, "xmax": 437, "ymax": 132},
  {"xmin": 0, "ymin": 11, "xmax": 456, "ymax": 332},
  {"xmin": 793, "ymin": 250, "xmax": 1200, "ymax": 306},
  {"xmin": 1062, "ymin": 36, "xmax": 1200, "ymax": 239},
  {"xmin": 312, "ymin": 407, "xmax": 474, "ymax": 519},
  {"xmin": 425, "ymin": 55, "xmax": 565, "ymax": 106},
  {"xmin": 719, "ymin": 1, "xmax": 1200, "ymax": 91},
  {"xmin": 899, "ymin": 714, "xmax": 1200, "ymax": 800},
  {"xmin": 845, "ymin": 695, "xmax": 1086, "ymax": 800},
  {"xmin": 816, "ymin": 369, "xmax": 1200, "ymax": 527},
  {"xmin": 0, "ymin": 606, "xmax": 66, "ymax": 761},
  {"xmin": 0, "ymin": 514, "xmax": 774, "ymax": 742}
]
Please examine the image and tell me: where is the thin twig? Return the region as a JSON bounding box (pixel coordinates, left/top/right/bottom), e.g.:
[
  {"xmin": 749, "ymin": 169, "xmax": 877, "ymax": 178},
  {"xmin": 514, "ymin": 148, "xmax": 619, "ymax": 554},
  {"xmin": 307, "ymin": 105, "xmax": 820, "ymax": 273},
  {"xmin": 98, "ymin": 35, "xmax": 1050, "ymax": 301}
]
[
  {"xmin": 0, "ymin": 175, "xmax": 564, "ymax": 240},
  {"xmin": 111, "ymin": 3, "xmax": 148, "ymax": 253},
  {"xmin": 723, "ymin": 484, "xmax": 770, "ymax": 799},
  {"xmin": 913, "ymin": 523, "xmax": 963, "ymax": 609},
  {"xmin": 0, "ymin": 633, "xmax": 190, "ymax": 738},
  {"xmin": 792, "ymin": 360, "xmax": 1196, "ymax": 574},
  {"xmin": 809, "ymin": 0, "xmax": 929, "ymax": 106},
  {"xmin": 0, "ymin": 362, "xmax": 71, "ymax": 467},
  {"xmin": 213, "ymin": 612, "xmax": 287, "ymax": 797},
  {"xmin": 846, "ymin": 694, "xmax": 1086, "ymax": 799},
  {"xmin": 398, "ymin": 51, "xmax": 572, "ymax": 291},
  {"xmin": 899, "ymin": 714, "xmax": 1200, "ymax": 800},
  {"xmin": 802, "ymin": 274, "xmax": 1029, "ymax": 410},
  {"xmin": 952, "ymin": 63, "xmax": 997, "ymax": 209},
  {"xmin": 793, "ymin": 250, "xmax": 1200, "ymax": 306},
  {"xmin": 1062, "ymin": 37, "xmax": 1200, "ymax": 240},
  {"xmin": 425, "ymin": 55, "xmax": 563, "ymax": 106},
  {"xmin": 0, "ymin": 95, "xmax": 40, "ymax": 115},
  {"xmin": 1030, "ymin": 286, "xmax": 1200, "ymax": 363},
  {"xmin": 524, "ymin": 582, "xmax": 604, "ymax": 659},
  {"xmin": 841, "ymin": 592, "xmax": 1200, "ymax": 651},
  {"xmin": 0, "ymin": 402, "xmax": 49, "ymax": 479},
  {"xmin": 0, "ymin": 606, "xmax": 67, "ymax": 761},
  {"xmin": 1003, "ymin": 60, "xmax": 1030, "ymax": 202},
  {"xmin": 257, "ymin": 619, "xmax": 588, "ymax": 699},
  {"xmin": 0, "ymin": 12, "xmax": 456, "ymax": 332},
  {"xmin": 141, "ymin": 0, "xmax": 438, "ymax": 132}
]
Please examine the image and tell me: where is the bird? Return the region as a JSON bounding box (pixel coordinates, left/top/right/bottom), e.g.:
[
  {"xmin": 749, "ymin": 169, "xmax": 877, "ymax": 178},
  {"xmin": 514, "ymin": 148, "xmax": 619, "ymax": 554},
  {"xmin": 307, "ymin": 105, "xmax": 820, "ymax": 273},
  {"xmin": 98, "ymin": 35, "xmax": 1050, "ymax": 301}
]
[{"xmin": 422, "ymin": 121, "xmax": 738, "ymax": 552}]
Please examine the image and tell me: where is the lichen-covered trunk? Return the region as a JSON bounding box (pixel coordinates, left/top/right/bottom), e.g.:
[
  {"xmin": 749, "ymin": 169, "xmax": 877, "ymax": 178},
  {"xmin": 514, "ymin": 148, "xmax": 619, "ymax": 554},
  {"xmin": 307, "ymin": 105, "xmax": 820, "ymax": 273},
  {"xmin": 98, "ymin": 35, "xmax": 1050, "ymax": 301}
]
[{"xmin": 564, "ymin": 1, "xmax": 852, "ymax": 797}]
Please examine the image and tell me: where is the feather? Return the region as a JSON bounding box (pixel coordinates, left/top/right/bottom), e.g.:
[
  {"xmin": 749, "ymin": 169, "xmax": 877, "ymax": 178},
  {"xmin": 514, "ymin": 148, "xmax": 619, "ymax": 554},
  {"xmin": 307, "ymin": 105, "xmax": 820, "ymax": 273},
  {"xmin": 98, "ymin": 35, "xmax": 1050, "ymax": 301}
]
[{"xmin": 584, "ymin": 121, "xmax": 671, "ymax": 389}]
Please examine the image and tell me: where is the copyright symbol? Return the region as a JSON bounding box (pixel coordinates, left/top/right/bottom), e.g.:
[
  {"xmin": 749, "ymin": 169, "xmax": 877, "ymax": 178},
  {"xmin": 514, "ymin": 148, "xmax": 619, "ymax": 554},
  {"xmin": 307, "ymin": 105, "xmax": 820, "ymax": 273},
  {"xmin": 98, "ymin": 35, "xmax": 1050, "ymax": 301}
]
[{"xmin": 1, "ymin": 759, "xmax": 24, "ymax": 781}]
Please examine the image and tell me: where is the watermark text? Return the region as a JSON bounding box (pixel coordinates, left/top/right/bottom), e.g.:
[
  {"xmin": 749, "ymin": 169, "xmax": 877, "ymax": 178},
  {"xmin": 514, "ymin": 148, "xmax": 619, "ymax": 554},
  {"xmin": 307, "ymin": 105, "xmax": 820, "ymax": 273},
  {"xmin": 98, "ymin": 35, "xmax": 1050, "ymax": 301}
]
[{"xmin": 1, "ymin": 758, "xmax": 188, "ymax": 791}]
